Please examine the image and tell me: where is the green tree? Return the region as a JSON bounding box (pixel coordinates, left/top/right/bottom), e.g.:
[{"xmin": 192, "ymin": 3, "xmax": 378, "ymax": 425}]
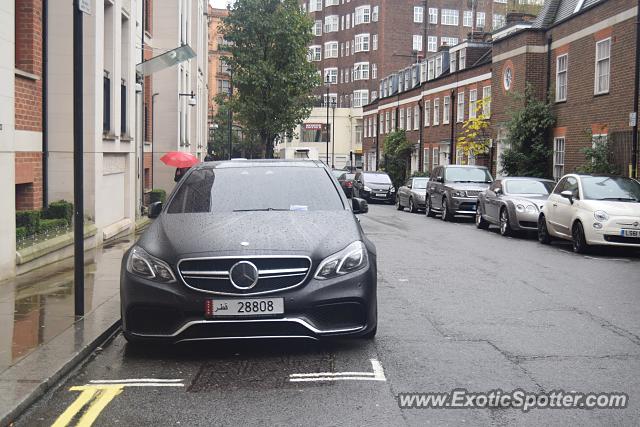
[
  {"xmin": 209, "ymin": 95, "xmax": 262, "ymax": 160},
  {"xmin": 221, "ymin": 0, "xmax": 320, "ymax": 158},
  {"xmin": 500, "ymin": 85, "xmax": 556, "ymax": 177},
  {"xmin": 456, "ymin": 97, "xmax": 491, "ymax": 164},
  {"xmin": 381, "ymin": 130, "xmax": 414, "ymax": 189}
]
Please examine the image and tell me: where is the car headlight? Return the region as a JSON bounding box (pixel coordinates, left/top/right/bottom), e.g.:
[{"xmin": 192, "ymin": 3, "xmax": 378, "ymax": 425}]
[
  {"xmin": 363, "ymin": 186, "xmax": 371, "ymax": 192},
  {"xmin": 126, "ymin": 246, "xmax": 177, "ymax": 283},
  {"xmin": 390, "ymin": 188, "xmax": 396, "ymax": 192},
  {"xmin": 594, "ymin": 210, "xmax": 609, "ymax": 222},
  {"xmin": 452, "ymin": 190, "xmax": 466, "ymax": 197},
  {"xmin": 525, "ymin": 204, "xmax": 538, "ymax": 214},
  {"xmin": 314, "ymin": 241, "xmax": 369, "ymax": 280}
]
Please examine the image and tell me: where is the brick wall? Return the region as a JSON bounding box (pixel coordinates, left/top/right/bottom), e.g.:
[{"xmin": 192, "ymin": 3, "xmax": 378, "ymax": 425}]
[
  {"xmin": 144, "ymin": 152, "xmax": 153, "ymax": 190},
  {"xmin": 15, "ymin": 152, "xmax": 43, "ymax": 211}
]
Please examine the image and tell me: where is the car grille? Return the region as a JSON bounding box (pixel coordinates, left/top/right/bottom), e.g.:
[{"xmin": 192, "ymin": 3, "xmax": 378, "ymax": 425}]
[
  {"xmin": 465, "ymin": 190, "xmax": 482, "ymax": 197},
  {"xmin": 604, "ymin": 235, "xmax": 640, "ymax": 244},
  {"xmin": 177, "ymin": 256, "xmax": 312, "ymax": 295},
  {"xmin": 518, "ymin": 221, "xmax": 537, "ymax": 229}
]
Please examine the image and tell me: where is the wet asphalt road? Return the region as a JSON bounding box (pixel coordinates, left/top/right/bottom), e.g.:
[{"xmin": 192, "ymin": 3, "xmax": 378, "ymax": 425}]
[{"xmin": 17, "ymin": 204, "xmax": 640, "ymax": 426}]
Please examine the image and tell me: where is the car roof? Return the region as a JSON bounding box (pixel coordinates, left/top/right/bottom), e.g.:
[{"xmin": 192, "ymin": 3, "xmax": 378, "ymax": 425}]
[
  {"xmin": 502, "ymin": 177, "xmax": 555, "ymax": 182},
  {"xmin": 442, "ymin": 165, "xmax": 488, "ymax": 168},
  {"xmin": 196, "ymin": 159, "xmax": 326, "ymax": 169}
]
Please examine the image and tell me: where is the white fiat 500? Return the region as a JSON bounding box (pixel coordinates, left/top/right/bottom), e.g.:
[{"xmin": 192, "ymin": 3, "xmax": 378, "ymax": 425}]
[{"xmin": 537, "ymin": 174, "xmax": 640, "ymax": 253}]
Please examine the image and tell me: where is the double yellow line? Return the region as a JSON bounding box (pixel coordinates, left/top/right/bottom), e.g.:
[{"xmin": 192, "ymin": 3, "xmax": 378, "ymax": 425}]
[{"xmin": 51, "ymin": 385, "xmax": 124, "ymax": 427}]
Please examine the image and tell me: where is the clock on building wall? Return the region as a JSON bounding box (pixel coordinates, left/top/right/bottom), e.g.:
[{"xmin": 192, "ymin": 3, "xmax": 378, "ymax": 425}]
[{"xmin": 503, "ymin": 64, "xmax": 513, "ymax": 91}]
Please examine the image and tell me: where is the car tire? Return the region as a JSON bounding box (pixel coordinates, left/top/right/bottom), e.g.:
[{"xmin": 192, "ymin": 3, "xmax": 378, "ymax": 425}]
[
  {"xmin": 395, "ymin": 196, "xmax": 404, "ymax": 211},
  {"xmin": 572, "ymin": 221, "xmax": 590, "ymax": 254},
  {"xmin": 537, "ymin": 215, "xmax": 552, "ymax": 244},
  {"xmin": 425, "ymin": 196, "xmax": 436, "ymax": 217},
  {"xmin": 475, "ymin": 205, "xmax": 490, "ymax": 229},
  {"xmin": 441, "ymin": 198, "xmax": 453, "ymax": 222},
  {"xmin": 499, "ymin": 207, "xmax": 512, "ymax": 237},
  {"xmin": 409, "ymin": 197, "xmax": 417, "ymax": 213}
]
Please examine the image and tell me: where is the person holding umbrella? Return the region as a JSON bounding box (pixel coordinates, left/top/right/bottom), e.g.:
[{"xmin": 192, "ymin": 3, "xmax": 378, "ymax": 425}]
[{"xmin": 159, "ymin": 151, "xmax": 200, "ymax": 183}]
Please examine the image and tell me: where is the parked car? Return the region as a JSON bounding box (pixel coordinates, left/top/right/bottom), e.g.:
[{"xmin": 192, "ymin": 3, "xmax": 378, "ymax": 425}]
[
  {"xmin": 425, "ymin": 165, "xmax": 493, "ymax": 221},
  {"xmin": 337, "ymin": 172, "xmax": 356, "ymax": 198},
  {"xmin": 353, "ymin": 171, "xmax": 396, "ymax": 203},
  {"xmin": 537, "ymin": 174, "xmax": 640, "ymax": 253},
  {"xmin": 121, "ymin": 160, "xmax": 377, "ymax": 343},
  {"xmin": 476, "ymin": 177, "xmax": 555, "ymax": 236},
  {"xmin": 396, "ymin": 177, "xmax": 428, "ymax": 213}
]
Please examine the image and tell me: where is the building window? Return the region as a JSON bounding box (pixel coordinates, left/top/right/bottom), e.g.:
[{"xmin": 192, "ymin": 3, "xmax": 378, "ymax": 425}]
[
  {"xmin": 425, "ymin": 100, "xmax": 430, "ymax": 126},
  {"xmin": 120, "ymin": 80, "xmax": 127, "ymax": 134},
  {"xmin": 103, "ymin": 71, "xmax": 111, "ymax": 133},
  {"xmin": 324, "ymin": 15, "xmax": 339, "ymax": 32},
  {"xmin": 391, "ymin": 109, "xmax": 396, "ymax": 130},
  {"xmin": 217, "ymin": 79, "xmax": 230, "ymax": 94},
  {"xmin": 372, "ymin": 34, "xmax": 378, "ymax": 50},
  {"xmin": 441, "ymin": 9, "xmax": 459, "ymax": 26},
  {"xmin": 313, "ymin": 20, "xmax": 322, "ymax": 36},
  {"xmin": 414, "ymin": 6, "xmax": 424, "ymax": 23},
  {"xmin": 433, "ymin": 148, "xmax": 439, "ymax": 166},
  {"xmin": 372, "ymin": 6, "xmax": 379, "ymax": 22},
  {"xmin": 482, "ymin": 86, "xmax": 491, "ymax": 117},
  {"xmin": 443, "ymin": 95, "xmax": 450, "ymax": 124},
  {"xmin": 493, "ymin": 14, "xmax": 505, "ymax": 30},
  {"xmin": 355, "ymin": 6, "xmax": 371, "ymax": 25},
  {"xmin": 428, "ymin": 36, "xmax": 437, "ymax": 53},
  {"xmin": 595, "ymin": 38, "xmax": 610, "ymax": 95},
  {"xmin": 429, "ymin": 8, "xmax": 438, "ymax": 24},
  {"xmin": 385, "ymin": 111, "xmax": 390, "ymax": 133},
  {"xmin": 353, "ymin": 62, "xmax": 370, "ymax": 80},
  {"xmin": 324, "ymin": 67, "xmax": 338, "ymax": 84},
  {"xmin": 435, "ymin": 55, "xmax": 442, "ymax": 76},
  {"xmin": 309, "ymin": 0, "xmax": 322, "ymax": 12},
  {"xmin": 399, "ymin": 108, "xmax": 406, "ymax": 130},
  {"xmin": 450, "ymin": 52, "xmax": 457, "ymax": 72},
  {"xmin": 371, "ymin": 90, "xmax": 378, "ymax": 101},
  {"xmin": 372, "ymin": 63, "xmax": 378, "ymax": 79},
  {"xmin": 414, "ymin": 105, "xmax": 420, "ymax": 130},
  {"xmin": 469, "ymin": 89, "xmax": 477, "ymax": 119},
  {"xmin": 459, "ymin": 49, "xmax": 466, "ymax": 70},
  {"xmin": 457, "ymin": 91, "xmax": 464, "ymax": 122},
  {"xmin": 325, "ymin": 0, "xmax": 339, "ymax": 6},
  {"xmin": 408, "ymin": 106, "xmax": 414, "ymax": 130},
  {"xmin": 353, "ymin": 90, "xmax": 369, "ymax": 107},
  {"xmin": 428, "ymin": 59, "xmax": 435, "ymax": 80},
  {"xmin": 324, "ymin": 42, "xmax": 338, "ymax": 58},
  {"xmin": 433, "ymin": 98, "xmax": 440, "ymax": 125},
  {"xmin": 308, "ymin": 45, "xmax": 322, "ymax": 61},
  {"xmin": 476, "ymin": 12, "xmax": 485, "ymax": 29},
  {"xmin": 553, "ymin": 137, "xmax": 565, "ymax": 180},
  {"xmin": 556, "ymin": 54, "xmax": 568, "ymax": 102},
  {"xmin": 413, "ymin": 35, "xmax": 423, "ymax": 52},
  {"xmin": 463, "ymin": 11, "xmax": 472, "ymax": 27},
  {"xmin": 441, "ymin": 37, "xmax": 458, "ymax": 47},
  {"xmin": 354, "ymin": 34, "xmax": 370, "ymax": 52}
]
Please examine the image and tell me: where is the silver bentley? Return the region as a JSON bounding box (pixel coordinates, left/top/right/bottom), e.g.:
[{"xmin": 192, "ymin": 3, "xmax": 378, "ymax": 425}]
[{"xmin": 476, "ymin": 177, "xmax": 556, "ymax": 236}]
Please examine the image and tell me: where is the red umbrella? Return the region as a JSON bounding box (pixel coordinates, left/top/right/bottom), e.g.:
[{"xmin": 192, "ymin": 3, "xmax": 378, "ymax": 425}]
[{"xmin": 160, "ymin": 151, "xmax": 200, "ymax": 168}]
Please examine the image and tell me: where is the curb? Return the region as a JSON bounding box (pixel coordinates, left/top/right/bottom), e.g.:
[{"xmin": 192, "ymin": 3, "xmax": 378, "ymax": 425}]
[{"xmin": 0, "ymin": 320, "xmax": 122, "ymax": 427}]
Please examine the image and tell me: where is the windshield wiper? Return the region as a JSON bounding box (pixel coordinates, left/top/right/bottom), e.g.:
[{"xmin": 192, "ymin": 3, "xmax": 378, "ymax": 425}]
[
  {"xmin": 233, "ymin": 208, "xmax": 291, "ymax": 212},
  {"xmin": 596, "ymin": 197, "xmax": 639, "ymax": 202}
]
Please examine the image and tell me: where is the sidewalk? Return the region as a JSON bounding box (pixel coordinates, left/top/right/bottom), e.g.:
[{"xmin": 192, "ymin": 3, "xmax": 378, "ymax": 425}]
[{"xmin": 0, "ymin": 222, "xmax": 143, "ymax": 426}]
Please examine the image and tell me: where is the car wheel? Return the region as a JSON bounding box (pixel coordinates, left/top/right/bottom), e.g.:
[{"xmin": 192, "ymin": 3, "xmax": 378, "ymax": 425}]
[
  {"xmin": 537, "ymin": 215, "xmax": 552, "ymax": 244},
  {"xmin": 395, "ymin": 196, "xmax": 404, "ymax": 211},
  {"xmin": 425, "ymin": 196, "xmax": 436, "ymax": 217},
  {"xmin": 441, "ymin": 198, "xmax": 453, "ymax": 221},
  {"xmin": 409, "ymin": 197, "xmax": 417, "ymax": 213},
  {"xmin": 499, "ymin": 207, "xmax": 512, "ymax": 237},
  {"xmin": 475, "ymin": 205, "xmax": 489, "ymax": 229},
  {"xmin": 572, "ymin": 221, "xmax": 590, "ymax": 254}
]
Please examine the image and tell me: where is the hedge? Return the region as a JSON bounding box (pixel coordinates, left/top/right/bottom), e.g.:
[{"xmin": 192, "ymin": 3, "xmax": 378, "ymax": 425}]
[
  {"xmin": 16, "ymin": 210, "xmax": 41, "ymax": 235},
  {"xmin": 43, "ymin": 200, "xmax": 74, "ymax": 223},
  {"xmin": 16, "ymin": 227, "xmax": 27, "ymax": 241},
  {"xmin": 149, "ymin": 189, "xmax": 166, "ymax": 204},
  {"xmin": 39, "ymin": 218, "xmax": 69, "ymax": 234}
]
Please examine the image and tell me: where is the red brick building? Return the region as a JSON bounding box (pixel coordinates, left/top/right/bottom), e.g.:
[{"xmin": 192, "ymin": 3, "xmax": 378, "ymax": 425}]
[
  {"xmin": 363, "ymin": 0, "xmax": 640, "ymax": 180},
  {"xmin": 14, "ymin": 0, "xmax": 44, "ymax": 211}
]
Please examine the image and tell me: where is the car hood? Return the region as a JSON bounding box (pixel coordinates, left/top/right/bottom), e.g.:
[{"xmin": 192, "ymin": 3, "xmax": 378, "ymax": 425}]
[
  {"xmin": 580, "ymin": 200, "xmax": 640, "ymax": 216},
  {"xmin": 445, "ymin": 182, "xmax": 490, "ymax": 191},
  {"xmin": 412, "ymin": 189, "xmax": 427, "ymax": 196},
  {"xmin": 505, "ymin": 194, "xmax": 550, "ymax": 207},
  {"xmin": 366, "ymin": 183, "xmax": 393, "ymax": 191},
  {"xmin": 137, "ymin": 210, "xmax": 363, "ymax": 264}
]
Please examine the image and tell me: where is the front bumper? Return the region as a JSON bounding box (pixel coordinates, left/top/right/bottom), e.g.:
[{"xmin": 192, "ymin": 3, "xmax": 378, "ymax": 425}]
[
  {"xmin": 362, "ymin": 190, "xmax": 395, "ymax": 202},
  {"xmin": 448, "ymin": 196, "xmax": 477, "ymax": 215},
  {"xmin": 121, "ymin": 261, "xmax": 377, "ymax": 343},
  {"xmin": 584, "ymin": 217, "xmax": 640, "ymax": 247},
  {"xmin": 509, "ymin": 207, "xmax": 540, "ymax": 231}
]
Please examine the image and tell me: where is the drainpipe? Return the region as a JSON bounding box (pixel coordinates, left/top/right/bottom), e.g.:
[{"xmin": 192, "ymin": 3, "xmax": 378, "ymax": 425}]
[
  {"xmin": 418, "ymin": 99, "xmax": 424, "ymax": 171},
  {"xmin": 42, "ymin": 0, "xmax": 48, "ymax": 207},
  {"xmin": 631, "ymin": 0, "xmax": 639, "ymax": 178},
  {"xmin": 449, "ymin": 89, "xmax": 455, "ymax": 164},
  {"xmin": 375, "ymin": 113, "xmax": 380, "ymax": 170},
  {"xmin": 546, "ymin": 36, "xmax": 552, "ymax": 98}
]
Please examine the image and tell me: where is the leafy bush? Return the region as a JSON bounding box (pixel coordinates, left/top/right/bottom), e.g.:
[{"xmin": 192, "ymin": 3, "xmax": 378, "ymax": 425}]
[
  {"xmin": 576, "ymin": 134, "xmax": 619, "ymax": 175},
  {"xmin": 381, "ymin": 130, "xmax": 414, "ymax": 189},
  {"xmin": 411, "ymin": 171, "xmax": 430, "ymax": 178},
  {"xmin": 43, "ymin": 200, "xmax": 73, "ymax": 223},
  {"xmin": 16, "ymin": 227, "xmax": 27, "ymax": 241},
  {"xmin": 149, "ymin": 189, "xmax": 167, "ymax": 204},
  {"xmin": 16, "ymin": 210, "xmax": 41, "ymax": 235},
  {"xmin": 39, "ymin": 218, "xmax": 69, "ymax": 234}
]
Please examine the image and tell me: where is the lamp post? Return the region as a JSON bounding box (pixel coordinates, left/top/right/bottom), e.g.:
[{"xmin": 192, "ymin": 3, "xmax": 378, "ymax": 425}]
[
  {"xmin": 325, "ymin": 76, "xmax": 331, "ymax": 166},
  {"xmin": 331, "ymin": 100, "xmax": 336, "ymax": 168}
]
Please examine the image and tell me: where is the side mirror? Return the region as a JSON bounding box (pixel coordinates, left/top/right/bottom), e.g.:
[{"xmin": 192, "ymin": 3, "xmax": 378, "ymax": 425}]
[
  {"xmin": 149, "ymin": 201, "xmax": 163, "ymax": 218},
  {"xmin": 437, "ymin": 176, "xmax": 444, "ymax": 183},
  {"xmin": 560, "ymin": 190, "xmax": 574, "ymax": 204},
  {"xmin": 352, "ymin": 197, "xmax": 369, "ymax": 214},
  {"xmin": 494, "ymin": 188, "xmax": 502, "ymax": 195}
]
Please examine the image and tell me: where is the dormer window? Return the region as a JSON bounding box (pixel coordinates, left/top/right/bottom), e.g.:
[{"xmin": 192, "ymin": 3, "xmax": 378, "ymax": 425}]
[{"xmin": 459, "ymin": 49, "xmax": 466, "ymax": 70}]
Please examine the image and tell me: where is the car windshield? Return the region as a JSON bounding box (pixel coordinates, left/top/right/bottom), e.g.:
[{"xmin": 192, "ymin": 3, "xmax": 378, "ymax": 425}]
[
  {"xmin": 167, "ymin": 167, "xmax": 344, "ymax": 213},
  {"xmin": 332, "ymin": 170, "xmax": 344, "ymax": 178},
  {"xmin": 364, "ymin": 173, "xmax": 392, "ymax": 184},
  {"xmin": 343, "ymin": 173, "xmax": 356, "ymax": 180},
  {"xmin": 505, "ymin": 180, "xmax": 554, "ymax": 195},
  {"xmin": 581, "ymin": 176, "xmax": 640, "ymax": 202},
  {"xmin": 413, "ymin": 178, "xmax": 428, "ymax": 189},
  {"xmin": 445, "ymin": 167, "xmax": 493, "ymax": 183}
]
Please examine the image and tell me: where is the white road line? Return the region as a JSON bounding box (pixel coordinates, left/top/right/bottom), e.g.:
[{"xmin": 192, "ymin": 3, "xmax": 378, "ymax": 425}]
[
  {"xmin": 89, "ymin": 379, "xmax": 183, "ymax": 384},
  {"xmin": 290, "ymin": 372, "xmax": 376, "ymax": 378},
  {"xmin": 290, "ymin": 376, "xmax": 386, "ymax": 382},
  {"xmin": 289, "ymin": 359, "xmax": 386, "ymax": 383}
]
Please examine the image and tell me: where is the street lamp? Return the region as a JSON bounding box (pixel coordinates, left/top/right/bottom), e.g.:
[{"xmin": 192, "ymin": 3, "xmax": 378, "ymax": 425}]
[
  {"xmin": 331, "ymin": 100, "xmax": 336, "ymax": 169},
  {"xmin": 325, "ymin": 76, "xmax": 331, "ymax": 167}
]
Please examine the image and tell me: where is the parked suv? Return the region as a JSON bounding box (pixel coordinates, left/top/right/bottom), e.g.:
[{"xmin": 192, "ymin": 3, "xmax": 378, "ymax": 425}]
[
  {"xmin": 426, "ymin": 165, "xmax": 493, "ymax": 221},
  {"xmin": 353, "ymin": 171, "xmax": 395, "ymax": 203}
]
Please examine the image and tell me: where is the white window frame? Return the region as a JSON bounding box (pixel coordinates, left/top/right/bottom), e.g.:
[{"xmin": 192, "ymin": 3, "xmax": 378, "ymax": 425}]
[
  {"xmin": 414, "ymin": 105, "xmax": 420, "ymax": 130},
  {"xmin": 433, "ymin": 98, "xmax": 440, "ymax": 125},
  {"xmin": 594, "ymin": 38, "xmax": 610, "ymax": 95},
  {"xmin": 414, "ymin": 6, "xmax": 424, "ymax": 23},
  {"xmin": 353, "ymin": 90, "xmax": 369, "ymax": 107},
  {"xmin": 354, "ymin": 33, "xmax": 370, "ymax": 52},
  {"xmin": 441, "ymin": 37, "xmax": 458, "ymax": 47},
  {"xmin": 441, "ymin": 9, "xmax": 459, "ymax": 26},
  {"xmin": 324, "ymin": 67, "xmax": 338, "ymax": 84},
  {"xmin": 353, "ymin": 62, "xmax": 370, "ymax": 80},
  {"xmin": 425, "ymin": 100, "xmax": 430, "ymax": 126},
  {"xmin": 433, "ymin": 147, "xmax": 439, "ymax": 166},
  {"xmin": 482, "ymin": 86, "xmax": 491, "ymax": 117},
  {"xmin": 371, "ymin": 63, "xmax": 377, "ymax": 79},
  {"xmin": 443, "ymin": 95, "xmax": 450, "ymax": 124},
  {"xmin": 556, "ymin": 54, "xmax": 568, "ymax": 102},
  {"xmin": 324, "ymin": 15, "xmax": 339, "ymax": 33},
  {"xmin": 457, "ymin": 91, "xmax": 465, "ymax": 122},
  {"xmin": 399, "ymin": 108, "xmax": 406, "ymax": 130},
  {"xmin": 313, "ymin": 20, "xmax": 323, "ymax": 36},
  {"xmin": 428, "ymin": 8, "xmax": 438, "ymax": 24},
  {"xmin": 459, "ymin": 49, "xmax": 466, "ymax": 70},
  {"xmin": 354, "ymin": 5, "xmax": 371, "ymax": 25},
  {"xmin": 413, "ymin": 35, "xmax": 423, "ymax": 52},
  {"xmin": 407, "ymin": 106, "xmax": 412, "ymax": 130},
  {"xmin": 309, "ymin": 0, "xmax": 322, "ymax": 13},
  {"xmin": 309, "ymin": 45, "xmax": 322, "ymax": 61},
  {"xmin": 476, "ymin": 12, "xmax": 485, "ymax": 29},
  {"xmin": 469, "ymin": 89, "xmax": 477, "ymax": 119},
  {"xmin": 325, "ymin": 0, "xmax": 339, "ymax": 6},
  {"xmin": 428, "ymin": 36, "xmax": 437, "ymax": 53},
  {"xmin": 463, "ymin": 10, "xmax": 472, "ymax": 27},
  {"xmin": 324, "ymin": 41, "xmax": 338, "ymax": 58},
  {"xmin": 372, "ymin": 5, "xmax": 379, "ymax": 22},
  {"xmin": 553, "ymin": 137, "xmax": 565, "ymax": 180},
  {"xmin": 372, "ymin": 34, "xmax": 378, "ymax": 50}
]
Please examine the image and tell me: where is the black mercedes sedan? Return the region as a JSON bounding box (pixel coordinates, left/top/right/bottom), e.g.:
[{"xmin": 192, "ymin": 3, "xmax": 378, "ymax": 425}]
[{"xmin": 121, "ymin": 160, "xmax": 377, "ymax": 344}]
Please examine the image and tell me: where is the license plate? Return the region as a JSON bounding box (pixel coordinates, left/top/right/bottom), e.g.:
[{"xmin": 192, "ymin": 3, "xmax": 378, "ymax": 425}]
[
  {"xmin": 206, "ymin": 298, "xmax": 284, "ymax": 317},
  {"xmin": 376, "ymin": 193, "xmax": 386, "ymax": 197},
  {"xmin": 621, "ymin": 229, "xmax": 640, "ymax": 238}
]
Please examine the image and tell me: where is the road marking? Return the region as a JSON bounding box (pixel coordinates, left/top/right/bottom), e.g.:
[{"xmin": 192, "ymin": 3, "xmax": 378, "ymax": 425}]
[
  {"xmin": 51, "ymin": 380, "xmax": 184, "ymax": 427},
  {"xmin": 289, "ymin": 359, "xmax": 386, "ymax": 383}
]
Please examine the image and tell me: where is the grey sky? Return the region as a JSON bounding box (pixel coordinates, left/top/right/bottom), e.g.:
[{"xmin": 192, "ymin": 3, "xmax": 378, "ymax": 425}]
[{"xmin": 210, "ymin": 0, "xmax": 233, "ymax": 8}]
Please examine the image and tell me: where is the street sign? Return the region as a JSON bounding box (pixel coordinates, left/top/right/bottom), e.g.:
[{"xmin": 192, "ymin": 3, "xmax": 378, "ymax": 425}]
[
  {"xmin": 79, "ymin": 0, "xmax": 91, "ymax": 15},
  {"xmin": 630, "ymin": 112, "xmax": 637, "ymax": 127}
]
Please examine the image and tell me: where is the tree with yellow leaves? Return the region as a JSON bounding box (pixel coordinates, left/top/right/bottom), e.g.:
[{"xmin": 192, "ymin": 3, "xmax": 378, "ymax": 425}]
[{"xmin": 456, "ymin": 97, "xmax": 491, "ymax": 165}]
